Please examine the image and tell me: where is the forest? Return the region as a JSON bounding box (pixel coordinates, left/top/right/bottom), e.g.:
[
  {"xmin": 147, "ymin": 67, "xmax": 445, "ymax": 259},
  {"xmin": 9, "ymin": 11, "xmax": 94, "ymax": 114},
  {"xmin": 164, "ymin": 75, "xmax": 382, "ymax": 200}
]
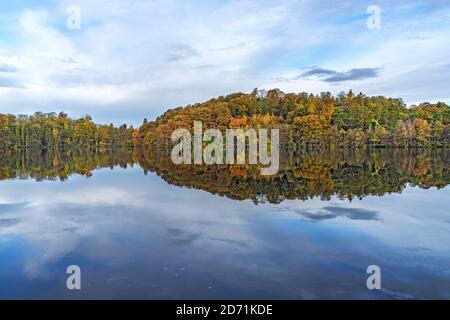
[
  {"xmin": 0, "ymin": 112, "xmax": 139, "ymax": 150},
  {"xmin": 140, "ymin": 89, "xmax": 450, "ymax": 149},
  {"xmin": 1, "ymin": 89, "xmax": 449, "ymax": 150}
]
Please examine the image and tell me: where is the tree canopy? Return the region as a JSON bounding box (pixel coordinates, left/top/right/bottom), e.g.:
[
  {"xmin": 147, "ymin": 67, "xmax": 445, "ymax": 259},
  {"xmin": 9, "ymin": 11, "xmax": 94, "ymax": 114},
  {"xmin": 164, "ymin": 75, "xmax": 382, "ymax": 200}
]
[
  {"xmin": 1, "ymin": 89, "xmax": 449, "ymax": 151},
  {"xmin": 139, "ymin": 89, "xmax": 450, "ymax": 149}
]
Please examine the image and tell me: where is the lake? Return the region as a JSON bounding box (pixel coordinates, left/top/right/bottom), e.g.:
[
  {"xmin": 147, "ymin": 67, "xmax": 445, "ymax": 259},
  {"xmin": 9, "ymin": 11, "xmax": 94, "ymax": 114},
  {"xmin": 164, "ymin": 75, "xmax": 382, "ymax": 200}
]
[{"xmin": 0, "ymin": 148, "xmax": 449, "ymax": 299}]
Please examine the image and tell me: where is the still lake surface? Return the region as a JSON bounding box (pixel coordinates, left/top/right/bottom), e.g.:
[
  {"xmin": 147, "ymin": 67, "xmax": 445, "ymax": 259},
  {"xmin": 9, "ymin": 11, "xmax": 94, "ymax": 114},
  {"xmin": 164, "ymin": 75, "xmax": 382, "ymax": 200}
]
[{"xmin": 0, "ymin": 149, "xmax": 449, "ymax": 299}]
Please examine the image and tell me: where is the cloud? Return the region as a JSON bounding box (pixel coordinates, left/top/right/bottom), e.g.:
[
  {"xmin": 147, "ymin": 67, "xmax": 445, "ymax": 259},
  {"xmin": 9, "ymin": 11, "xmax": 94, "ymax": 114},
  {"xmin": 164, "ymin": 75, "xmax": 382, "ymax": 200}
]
[
  {"xmin": 0, "ymin": 218, "xmax": 20, "ymax": 228},
  {"xmin": 0, "ymin": 1, "xmax": 449, "ymax": 124},
  {"xmin": 208, "ymin": 42, "xmax": 247, "ymax": 52},
  {"xmin": 298, "ymin": 68, "xmax": 338, "ymax": 78},
  {"xmin": 0, "ymin": 63, "xmax": 18, "ymax": 73},
  {"xmin": 0, "ymin": 75, "xmax": 25, "ymax": 88},
  {"xmin": 270, "ymin": 77, "xmax": 292, "ymax": 83},
  {"xmin": 321, "ymin": 206, "xmax": 380, "ymax": 221},
  {"xmin": 166, "ymin": 227, "xmax": 201, "ymax": 246},
  {"xmin": 292, "ymin": 206, "xmax": 380, "ymax": 221},
  {"xmin": 0, "ymin": 202, "xmax": 28, "ymax": 214},
  {"xmin": 209, "ymin": 237, "xmax": 248, "ymax": 248},
  {"xmin": 165, "ymin": 43, "xmax": 199, "ymax": 62},
  {"xmin": 296, "ymin": 67, "xmax": 380, "ymax": 83}
]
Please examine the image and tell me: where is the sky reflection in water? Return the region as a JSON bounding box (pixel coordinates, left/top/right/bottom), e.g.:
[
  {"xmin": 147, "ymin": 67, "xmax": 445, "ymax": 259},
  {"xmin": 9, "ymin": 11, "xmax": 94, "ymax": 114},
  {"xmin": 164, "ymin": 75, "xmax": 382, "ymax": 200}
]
[{"xmin": 0, "ymin": 159, "xmax": 449, "ymax": 299}]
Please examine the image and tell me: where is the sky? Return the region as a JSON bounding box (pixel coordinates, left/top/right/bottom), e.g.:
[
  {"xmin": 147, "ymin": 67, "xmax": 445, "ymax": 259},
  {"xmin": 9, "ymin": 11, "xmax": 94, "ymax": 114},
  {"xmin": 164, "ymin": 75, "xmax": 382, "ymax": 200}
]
[{"xmin": 0, "ymin": 0, "xmax": 449, "ymax": 126}]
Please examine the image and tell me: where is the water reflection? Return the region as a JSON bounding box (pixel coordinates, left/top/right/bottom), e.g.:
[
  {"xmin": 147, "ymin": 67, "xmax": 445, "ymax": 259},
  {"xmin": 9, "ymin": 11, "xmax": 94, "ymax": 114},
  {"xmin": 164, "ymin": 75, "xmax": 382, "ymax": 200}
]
[
  {"xmin": 290, "ymin": 206, "xmax": 381, "ymax": 221},
  {"xmin": 0, "ymin": 148, "xmax": 449, "ymax": 299},
  {"xmin": 0, "ymin": 148, "xmax": 448, "ymax": 202}
]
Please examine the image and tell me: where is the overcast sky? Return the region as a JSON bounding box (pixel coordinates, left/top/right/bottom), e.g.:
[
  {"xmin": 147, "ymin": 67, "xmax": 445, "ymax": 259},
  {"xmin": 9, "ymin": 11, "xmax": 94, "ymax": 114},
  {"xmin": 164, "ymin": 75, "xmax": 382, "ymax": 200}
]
[{"xmin": 0, "ymin": 0, "xmax": 449, "ymax": 126}]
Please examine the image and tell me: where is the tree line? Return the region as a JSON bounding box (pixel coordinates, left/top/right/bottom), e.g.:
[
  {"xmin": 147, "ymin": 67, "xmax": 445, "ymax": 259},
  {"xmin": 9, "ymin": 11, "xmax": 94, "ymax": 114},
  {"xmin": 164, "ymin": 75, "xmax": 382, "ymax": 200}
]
[
  {"xmin": 0, "ymin": 112, "xmax": 140, "ymax": 150},
  {"xmin": 1, "ymin": 89, "xmax": 449, "ymax": 150},
  {"xmin": 139, "ymin": 89, "xmax": 450, "ymax": 149}
]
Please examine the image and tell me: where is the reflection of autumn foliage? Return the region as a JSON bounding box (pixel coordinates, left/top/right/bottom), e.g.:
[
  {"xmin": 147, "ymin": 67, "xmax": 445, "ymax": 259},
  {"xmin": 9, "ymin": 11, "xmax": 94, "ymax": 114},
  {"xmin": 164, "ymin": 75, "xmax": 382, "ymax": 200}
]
[
  {"xmin": 292, "ymin": 156, "xmax": 335, "ymax": 200},
  {"xmin": 0, "ymin": 148, "xmax": 135, "ymax": 181},
  {"xmin": 0, "ymin": 148, "xmax": 448, "ymax": 204},
  {"xmin": 413, "ymin": 159, "xmax": 430, "ymax": 176},
  {"xmin": 229, "ymin": 164, "xmax": 249, "ymax": 177},
  {"xmin": 141, "ymin": 148, "xmax": 449, "ymax": 204}
]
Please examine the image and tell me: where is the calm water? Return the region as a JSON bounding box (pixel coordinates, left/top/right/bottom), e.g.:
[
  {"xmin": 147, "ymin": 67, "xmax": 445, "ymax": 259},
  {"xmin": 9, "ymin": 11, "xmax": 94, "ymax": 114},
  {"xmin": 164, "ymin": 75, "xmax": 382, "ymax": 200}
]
[{"xmin": 0, "ymin": 149, "xmax": 449, "ymax": 299}]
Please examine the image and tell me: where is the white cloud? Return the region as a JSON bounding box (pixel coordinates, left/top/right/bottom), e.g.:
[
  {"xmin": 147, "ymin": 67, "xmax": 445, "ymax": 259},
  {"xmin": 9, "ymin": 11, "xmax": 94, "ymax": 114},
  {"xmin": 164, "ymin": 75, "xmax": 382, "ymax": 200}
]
[{"xmin": 0, "ymin": 0, "xmax": 449, "ymax": 125}]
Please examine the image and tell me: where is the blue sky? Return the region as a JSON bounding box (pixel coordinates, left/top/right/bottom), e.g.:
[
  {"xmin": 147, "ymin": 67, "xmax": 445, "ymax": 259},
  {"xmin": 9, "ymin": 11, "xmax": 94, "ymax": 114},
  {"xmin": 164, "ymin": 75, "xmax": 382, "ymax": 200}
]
[{"xmin": 0, "ymin": 0, "xmax": 449, "ymax": 125}]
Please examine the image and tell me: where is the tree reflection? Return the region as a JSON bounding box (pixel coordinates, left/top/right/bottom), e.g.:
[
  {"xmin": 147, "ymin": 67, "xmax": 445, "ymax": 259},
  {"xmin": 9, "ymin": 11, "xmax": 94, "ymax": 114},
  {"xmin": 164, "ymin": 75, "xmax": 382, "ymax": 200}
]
[{"xmin": 0, "ymin": 148, "xmax": 448, "ymax": 204}]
